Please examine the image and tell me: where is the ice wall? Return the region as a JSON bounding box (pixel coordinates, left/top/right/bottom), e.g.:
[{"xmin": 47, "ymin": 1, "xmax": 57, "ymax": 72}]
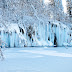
[{"xmin": 0, "ymin": 21, "xmax": 71, "ymax": 48}]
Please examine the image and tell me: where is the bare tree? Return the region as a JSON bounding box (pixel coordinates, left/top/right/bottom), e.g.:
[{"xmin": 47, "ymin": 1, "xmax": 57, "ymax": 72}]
[
  {"xmin": 0, "ymin": 37, "xmax": 7, "ymax": 60},
  {"xmin": 0, "ymin": 37, "xmax": 4, "ymax": 60}
]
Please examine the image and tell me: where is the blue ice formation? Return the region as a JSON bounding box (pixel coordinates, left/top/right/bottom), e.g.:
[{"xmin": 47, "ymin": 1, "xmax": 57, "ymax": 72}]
[{"xmin": 0, "ymin": 20, "xmax": 72, "ymax": 48}]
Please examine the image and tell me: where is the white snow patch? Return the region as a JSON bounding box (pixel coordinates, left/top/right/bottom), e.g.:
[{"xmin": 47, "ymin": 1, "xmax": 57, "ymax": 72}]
[{"xmin": 19, "ymin": 50, "xmax": 72, "ymax": 57}]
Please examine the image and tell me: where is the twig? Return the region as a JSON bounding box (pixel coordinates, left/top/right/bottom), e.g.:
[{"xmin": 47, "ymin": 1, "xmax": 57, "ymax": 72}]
[{"xmin": 0, "ymin": 47, "xmax": 4, "ymax": 60}]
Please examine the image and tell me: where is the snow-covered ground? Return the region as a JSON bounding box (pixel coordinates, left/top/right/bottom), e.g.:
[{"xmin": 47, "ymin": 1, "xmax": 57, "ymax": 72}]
[{"xmin": 0, "ymin": 47, "xmax": 72, "ymax": 72}]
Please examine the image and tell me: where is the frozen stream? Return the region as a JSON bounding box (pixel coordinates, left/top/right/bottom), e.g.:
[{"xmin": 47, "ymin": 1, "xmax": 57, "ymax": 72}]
[{"xmin": 0, "ymin": 47, "xmax": 72, "ymax": 72}]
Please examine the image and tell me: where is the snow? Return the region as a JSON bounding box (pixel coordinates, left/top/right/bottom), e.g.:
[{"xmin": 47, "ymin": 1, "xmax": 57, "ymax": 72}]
[
  {"xmin": 0, "ymin": 0, "xmax": 72, "ymax": 47},
  {"xmin": 8, "ymin": 24, "xmax": 20, "ymax": 34},
  {"xmin": 0, "ymin": 47, "xmax": 72, "ymax": 72},
  {"xmin": 0, "ymin": 1, "xmax": 72, "ymax": 71}
]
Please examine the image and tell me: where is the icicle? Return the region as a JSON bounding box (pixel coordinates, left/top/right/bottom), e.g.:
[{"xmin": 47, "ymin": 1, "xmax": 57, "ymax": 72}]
[
  {"xmin": 5, "ymin": 32, "xmax": 9, "ymax": 47},
  {"xmin": 14, "ymin": 32, "xmax": 19, "ymax": 47},
  {"xmin": 48, "ymin": 22, "xmax": 51, "ymax": 41},
  {"xmin": 51, "ymin": 24, "xmax": 54, "ymax": 45},
  {"xmin": 45, "ymin": 24, "xmax": 48, "ymax": 42},
  {"xmin": 9, "ymin": 31, "xmax": 15, "ymax": 48},
  {"xmin": 56, "ymin": 25, "xmax": 59, "ymax": 46}
]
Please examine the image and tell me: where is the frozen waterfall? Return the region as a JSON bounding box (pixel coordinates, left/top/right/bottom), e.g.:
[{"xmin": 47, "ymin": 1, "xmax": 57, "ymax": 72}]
[{"xmin": 0, "ymin": 21, "xmax": 71, "ymax": 48}]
